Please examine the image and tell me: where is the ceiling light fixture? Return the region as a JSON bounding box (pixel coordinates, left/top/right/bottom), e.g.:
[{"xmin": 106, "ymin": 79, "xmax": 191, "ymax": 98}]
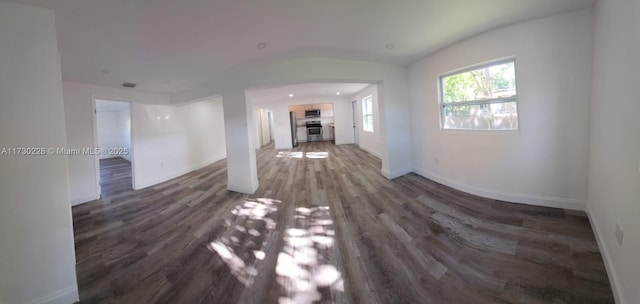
[
  {"xmin": 385, "ymin": 44, "xmax": 395, "ymax": 49},
  {"xmin": 288, "ymin": 93, "xmax": 294, "ymax": 97},
  {"xmin": 336, "ymin": 92, "xmax": 341, "ymax": 95},
  {"xmin": 257, "ymin": 42, "xmax": 267, "ymax": 49}
]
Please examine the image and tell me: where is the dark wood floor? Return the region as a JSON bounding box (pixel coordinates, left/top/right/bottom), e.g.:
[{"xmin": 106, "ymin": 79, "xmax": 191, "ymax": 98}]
[
  {"xmin": 73, "ymin": 142, "xmax": 614, "ymax": 304},
  {"xmin": 99, "ymin": 157, "xmax": 132, "ymax": 197}
]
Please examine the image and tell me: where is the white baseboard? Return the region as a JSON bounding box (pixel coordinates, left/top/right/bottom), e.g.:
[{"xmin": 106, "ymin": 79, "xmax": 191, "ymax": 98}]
[
  {"xmin": 585, "ymin": 206, "xmax": 624, "ymax": 304},
  {"xmin": 381, "ymin": 166, "xmax": 414, "ymax": 179},
  {"xmin": 227, "ymin": 181, "xmax": 259, "ymax": 194},
  {"xmin": 413, "ymin": 168, "xmax": 586, "ymax": 210},
  {"xmin": 135, "ymin": 154, "xmax": 226, "ymax": 190},
  {"xmin": 70, "ymin": 193, "xmax": 100, "ymax": 206},
  {"xmin": 358, "ymin": 144, "xmax": 381, "ymax": 159},
  {"xmin": 29, "ymin": 286, "xmax": 78, "ymax": 304}
]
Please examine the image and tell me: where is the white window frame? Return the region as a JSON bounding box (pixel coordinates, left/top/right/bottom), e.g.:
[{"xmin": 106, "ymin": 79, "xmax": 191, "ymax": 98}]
[
  {"xmin": 362, "ymin": 95, "xmax": 374, "ymax": 132},
  {"xmin": 438, "ymin": 57, "xmax": 518, "ymax": 131}
]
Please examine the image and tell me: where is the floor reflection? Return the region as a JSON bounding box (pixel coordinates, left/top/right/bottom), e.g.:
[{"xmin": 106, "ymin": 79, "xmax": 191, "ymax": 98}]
[
  {"xmin": 277, "ymin": 206, "xmax": 344, "ymax": 304},
  {"xmin": 276, "ymin": 151, "xmax": 329, "ymax": 159},
  {"xmin": 207, "ymin": 198, "xmax": 280, "ymax": 286}
]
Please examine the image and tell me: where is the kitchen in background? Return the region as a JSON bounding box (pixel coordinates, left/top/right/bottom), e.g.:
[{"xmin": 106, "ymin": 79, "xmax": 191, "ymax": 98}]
[{"xmin": 288, "ymin": 103, "xmax": 334, "ymax": 144}]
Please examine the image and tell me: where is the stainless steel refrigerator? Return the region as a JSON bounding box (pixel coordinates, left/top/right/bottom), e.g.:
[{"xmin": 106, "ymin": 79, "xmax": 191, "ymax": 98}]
[{"xmin": 289, "ymin": 111, "xmax": 298, "ymax": 147}]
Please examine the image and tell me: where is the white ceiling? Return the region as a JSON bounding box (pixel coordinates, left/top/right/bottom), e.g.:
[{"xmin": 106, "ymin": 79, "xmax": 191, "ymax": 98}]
[
  {"xmin": 248, "ymin": 83, "xmax": 370, "ymax": 104},
  {"xmin": 8, "ymin": 0, "xmax": 595, "ymax": 95}
]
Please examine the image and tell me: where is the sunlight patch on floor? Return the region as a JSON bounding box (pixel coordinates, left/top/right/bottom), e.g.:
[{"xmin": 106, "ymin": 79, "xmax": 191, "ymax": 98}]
[
  {"xmin": 276, "ymin": 206, "xmax": 344, "ymax": 304},
  {"xmin": 207, "ymin": 198, "xmax": 281, "ymax": 287},
  {"xmin": 276, "ymin": 151, "xmax": 329, "ymax": 159}
]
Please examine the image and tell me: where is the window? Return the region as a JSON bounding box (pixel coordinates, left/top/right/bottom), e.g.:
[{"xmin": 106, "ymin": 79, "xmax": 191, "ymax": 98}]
[
  {"xmin": 362, "ymin": 95, "xmax": 374, "ymax": 132},
  {"xmin": 439, "ymin": 58, "xmax": 518, "ymax": 130}
]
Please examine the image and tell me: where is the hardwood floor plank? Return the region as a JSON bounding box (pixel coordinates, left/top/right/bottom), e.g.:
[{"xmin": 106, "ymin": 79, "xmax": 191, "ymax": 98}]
[{"xmin": 74, "ymin": 141, "xmax": 614, "ymax": 303}]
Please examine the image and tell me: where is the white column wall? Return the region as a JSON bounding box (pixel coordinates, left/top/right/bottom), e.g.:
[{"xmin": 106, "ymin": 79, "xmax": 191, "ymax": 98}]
[
  {"xmin": 587, "ymin": 0, "xmax": 640, "ymax": 303},
  {"xmin": 0, "ymin": 3, "xmax": 79, "ymax": 303},
  {"xmin": 223, "ymin": 90, "xmax": 259, "ymax": 193}
]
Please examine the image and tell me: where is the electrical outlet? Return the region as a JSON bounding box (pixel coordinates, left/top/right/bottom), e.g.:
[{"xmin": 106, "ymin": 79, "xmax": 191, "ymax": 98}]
[
  {"xmin": 615, "ymin": 223, "xmax": 624, "ymax": 246},
  {"xmin": 434, "ymin": 157, "xmax": 439, "ymax": 164}
]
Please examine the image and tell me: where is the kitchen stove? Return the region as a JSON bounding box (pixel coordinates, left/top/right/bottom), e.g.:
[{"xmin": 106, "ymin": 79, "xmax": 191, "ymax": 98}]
[{"xmin": 306, "ymin": 120, "xmax": 323, "ymax": 142}]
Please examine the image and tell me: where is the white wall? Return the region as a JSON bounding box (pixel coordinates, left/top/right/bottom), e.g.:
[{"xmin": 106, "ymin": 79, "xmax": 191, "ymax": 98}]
[
  {"xmin": 0, "ymin": 3, "xmax": 79, "ymax": 304},
  {"xmin": 129, "ymin": 99, "xmax": 227, "ymax": 190},
  {"xmin": 119, "ymin": 108, "xmax": 132, "ymax": 161},
  {"xmin": 263, "ymin": 103, "xmax": 293, "ymax": 150},
  {"xmin": 96, "ymin": 106, "xmax": 131, "ymax": 161},
  {"xmin": 587, "ymin": 0, "xmax": 640, "ymax": 303},
  {"xmin": 181, "ymin": 100, "xmax": 227, "ymax": 171},
  {"xmin": 408, "ymin": 9, "xmax": 594, "ymax": 210},
  {"xmin": 351, "ymin": 85, "xmax": 381, "ymax": 158},
  {"xmin": 63, "ymin": 81, "xmax": 171, "ymax": 204},
  {"xmin": 63, "ymin": 82, "xmax": 226, "ymax": 203}
]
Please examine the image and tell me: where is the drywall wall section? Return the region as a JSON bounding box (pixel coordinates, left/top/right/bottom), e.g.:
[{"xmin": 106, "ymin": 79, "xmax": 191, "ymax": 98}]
[
  {"xmin": 119, "ymin": 108, "xmax": 132, "ymax": 161},
  {"xmin": 408, "ymin": 9, "xmax": 594, "ymax": 210},
  {"xmin": 63, "ymin": 81, "xmax": 171, "ymax": 205},
  {"xmin": 96, "ymin": 107, "xmax": 131, "ymax": 161},
  {"xmin": 351, "ymin": 85, "xmax": 382, "ymax": 158},
  {"xmin": 587, "ymin": 0, "xmax": 640, "ymax": 303},
  {"xmin": 180, "ymin": 100, "xmax": 227, "ymax": 176},
  {"xmin": 258, "ymin": 103, "xmax": 292, "ymax": 150},
  {"xmin": 0, "ymin": 3, "xmax": 79, "ymax": 303},
  {"xmin": 129, "ymin": 99, "xmax": 227, "ymax": 190}
]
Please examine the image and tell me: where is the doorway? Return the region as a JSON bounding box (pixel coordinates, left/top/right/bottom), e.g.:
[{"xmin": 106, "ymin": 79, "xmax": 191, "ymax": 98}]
[
  {"xmin": 93, "ymin": 98, "xmax": 134, "ymax": 197},
  {"xmin": 267, "ymin": 111, "xmax": 274, "ymax": 142},
  {"xmin": 256, "ymin": 109, "xmax": 274, "ymax": 147}
]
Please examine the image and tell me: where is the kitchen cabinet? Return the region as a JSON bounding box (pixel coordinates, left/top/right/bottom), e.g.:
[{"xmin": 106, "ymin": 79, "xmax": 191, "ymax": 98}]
[
  {"xmin": 296, "ymin": 127, "xmax": 307, "ymax": 142},
  {"xmin": 292, "ymin": 105, "xmax": 305, "ymax": 119},
  {"xmin": 320, "ymin": 103, "xmax": 333, "ymax": 117},
  {"xmin": 290, "ymin": 103, "xmax": 333, "ymax": 119},
  {"xmin": 323, "ymin": 125, "xmax": 334, "ymax": 141}
]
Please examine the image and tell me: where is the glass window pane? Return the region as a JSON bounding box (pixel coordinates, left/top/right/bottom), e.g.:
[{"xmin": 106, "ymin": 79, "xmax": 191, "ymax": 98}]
[
  {"xmin": 442, "ymin": 102, "xmax": 518, "ymax": 130},
  {"xmin": 442, "ymin": 61, "xmax": 516, "ymax": 103},
  {"xmin": 362, "ymin": 95, "xmax": 374, "ymax": 132},
  {"xmin": 364, "ymin": 115, "xmax": 374, "ymax": 132}
]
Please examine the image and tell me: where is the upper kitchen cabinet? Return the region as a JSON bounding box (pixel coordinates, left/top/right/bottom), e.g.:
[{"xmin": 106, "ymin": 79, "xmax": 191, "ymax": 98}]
[
  {"xmin": 289, "ymin": 103, "xmax": 334, "ymax": 119},
  {"xmin": 291, "ymin": 105, "xmax": 305, "ymax": 118},
  {"xmin": 319, "ymin": 103, "xmax": 333, "ymax": 117}
]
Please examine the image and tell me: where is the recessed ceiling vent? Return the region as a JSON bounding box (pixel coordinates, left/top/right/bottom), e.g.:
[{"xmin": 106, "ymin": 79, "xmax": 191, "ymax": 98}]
[{"xmin": 122, "ymin": 82, "xmax": 137, "ymax": 88}]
